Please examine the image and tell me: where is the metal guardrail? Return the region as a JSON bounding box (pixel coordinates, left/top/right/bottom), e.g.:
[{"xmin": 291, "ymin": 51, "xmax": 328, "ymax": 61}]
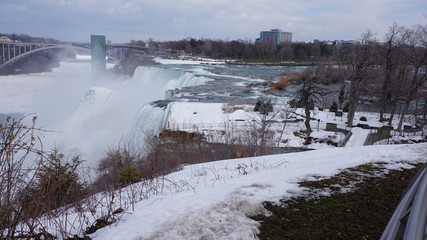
[{"xmin": 381, "ymin": 163, "xmax": 427, "ymax": 240}]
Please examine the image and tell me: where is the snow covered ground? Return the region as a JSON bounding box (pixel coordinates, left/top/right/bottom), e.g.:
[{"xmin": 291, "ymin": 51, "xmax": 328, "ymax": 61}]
[
  {"xmin": 83, "ymin": 144, "xmax": 426, "ymax": 240},
  {"xmin": 163, "ymin": 101, "xmax": 419, "ymax": 149},
  {"xmin": 1, "ymin": 57, "xmax": 426, "ymax": 239},
  {"xmin": 154, "ymin": 56, "xmax": 226, "ymax": 65}
]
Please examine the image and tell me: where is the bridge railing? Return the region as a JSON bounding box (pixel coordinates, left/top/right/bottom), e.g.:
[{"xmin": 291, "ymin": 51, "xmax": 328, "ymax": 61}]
[
  {"xmin": 0, "ymin": 42, "xmax": 61, "ymax": 64},
  {"xmin": 0, "ymin": 41, "xmax": 149, "ymax": 66}
]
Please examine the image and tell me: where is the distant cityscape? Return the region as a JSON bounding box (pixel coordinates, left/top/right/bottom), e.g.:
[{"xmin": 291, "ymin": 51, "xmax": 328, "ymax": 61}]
[{"xmin": 255, "ymin": 28, "xmax": 358, "ymax": 46}]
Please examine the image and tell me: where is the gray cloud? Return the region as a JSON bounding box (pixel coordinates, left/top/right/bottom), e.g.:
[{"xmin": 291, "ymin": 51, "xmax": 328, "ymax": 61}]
[{"xmin": 1, "ymin": 0, "xmax": 425, "ymax": 42}]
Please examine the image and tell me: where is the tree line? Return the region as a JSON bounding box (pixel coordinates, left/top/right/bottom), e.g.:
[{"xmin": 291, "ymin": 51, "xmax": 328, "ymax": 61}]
[
  {"xmin": 131, "ymin": 37, "xmax": 334, "ymax": 61},
  {"xmin": 287, "ymin": 23, "xmax": 427, "ymax": 133},
  {"xmin": 340, "ymin": 24, "xmax": 427, "ymax": 130},
  {"xmin": 0, "ymin": 33, "xmax": 62, "ymax": 44}
]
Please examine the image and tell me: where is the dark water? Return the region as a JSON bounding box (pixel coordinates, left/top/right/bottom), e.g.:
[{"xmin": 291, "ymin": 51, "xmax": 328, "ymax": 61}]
[
  {"xmin": 162, "ymin": 63, "xmax": 422, "ymax": 114},
  {"xmin": 159, "ymin": 63, "xmax": 304, "ymax": 103}
]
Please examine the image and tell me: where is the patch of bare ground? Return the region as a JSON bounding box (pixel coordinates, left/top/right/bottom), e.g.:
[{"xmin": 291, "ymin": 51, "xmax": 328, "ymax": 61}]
[{"xmin": 252, "ymin": 162, "xmax": 425, "ymax": 240}]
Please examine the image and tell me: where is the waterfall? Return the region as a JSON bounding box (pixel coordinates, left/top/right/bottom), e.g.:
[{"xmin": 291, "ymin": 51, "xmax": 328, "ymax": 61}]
[
  {"xmin": 0, "ymin": 61, "xmax": 211, "ymax": 170},
  {"xmin": 125, "ymin": 66, "xmax": 210, "ymax": 149},
  {"xmin": 130, "ymin": 66, "xmax": 210, "ymax": 98},
  {"xmin": 49, "ymin": 65, "xmax": 210, "ymax": 166}
]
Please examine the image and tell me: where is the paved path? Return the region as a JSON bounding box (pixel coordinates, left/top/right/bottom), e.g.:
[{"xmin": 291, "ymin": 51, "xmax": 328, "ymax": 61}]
[{"xmin": 345, "ymin": 127, "xmax": 371, "ymax": 147}]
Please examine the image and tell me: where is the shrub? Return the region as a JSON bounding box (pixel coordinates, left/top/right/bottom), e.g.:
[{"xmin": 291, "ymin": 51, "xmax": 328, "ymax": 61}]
[
  {"xmin": 24, "ymin": 149, "xmax": 87, "ymax": 218},
  {"xmin": 322, "ymin": 67, "xmax": 344, "ymax": 85},
  {"xmin": 254, "ymin": 97, "xmax": 273, "ymax": 114},
  {"xmin": 221, "ymin": 100, "xmax": 251, "ymax": 113},
  {"xmin": 117, "ymin": 165, "xmax": 144, "ymax": 186},
  {"xmin": 95, "ymin": 143, "xmax": 142, "ymax": 190},
  {"xmin": 270, "ymin": 75, "xmax": 289, "ymax": 90},
  {"xmin": 283, "ymin": 71, "xmax": 302, "ymax": 83},
  {"xmin": 0, "ymin": 116, "xmax": 46, "ymax": 237},
  {"xmin": 0, "ymin": 116, "xmax": 91, "ymax": 238}
]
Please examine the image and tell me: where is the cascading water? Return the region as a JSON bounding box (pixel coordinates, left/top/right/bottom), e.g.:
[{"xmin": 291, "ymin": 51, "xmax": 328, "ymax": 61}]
[
  {"xmin": 43, "ymin": 65, "xmax": 212, "ymax": 169},
  {"xmin": 124, "ymin": 66, "xmax": 211, "ymax": 152},
  {"xmin": 131, "ymin": 66, "xmax": 210, "ymax": 96}
]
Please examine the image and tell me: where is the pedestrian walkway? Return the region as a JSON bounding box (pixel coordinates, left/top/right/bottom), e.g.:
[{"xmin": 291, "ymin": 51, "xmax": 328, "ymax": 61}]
[{"xmin": 345, "ymin": 127, "xmax": 371, "ymax": 147}]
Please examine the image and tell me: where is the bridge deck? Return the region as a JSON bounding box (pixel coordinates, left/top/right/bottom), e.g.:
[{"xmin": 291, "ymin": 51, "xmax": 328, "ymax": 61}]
[{"xmin": 0, "ymin": 41, "xmax": 147, "ymax": 67}]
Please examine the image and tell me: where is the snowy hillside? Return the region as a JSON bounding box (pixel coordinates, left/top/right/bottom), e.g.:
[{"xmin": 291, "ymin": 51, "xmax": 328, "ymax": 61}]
[{"xmin": 80, "ymin": 144, "xmax": 426, "ymax": 239}]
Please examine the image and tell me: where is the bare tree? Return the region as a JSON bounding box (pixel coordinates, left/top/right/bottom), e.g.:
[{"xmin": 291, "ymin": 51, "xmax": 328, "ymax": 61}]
[
  {"xmin": 341, "ymin": 31, "xmax": 378, "ymax": 126},
  {"xmin": 378, "ymin": 23, "xmax": 405, "ymax": 122},
  {"xmin": 0, "ymin": 116, "xmax": 89, "ymax": 239},
  {"xmin": 422, "ymin": 90, "xmax": 427, "ymax": 121},
  {"xmin": 277, "ymin": 103, "xmax": 295, "ymax": 147},
  {"xmin": 292, "ymin": 62, "xmax": 327, "ymax": 136},
  {"xmin": 248, "ymin": 96, "xmax": 280, "ymax": 155},
  {"xmin": 396, "ymin": 24, "xmax": 427, "ymax": 132},
  {"xmin": 0, "ymin": 116, "xmax": 45, "ymax": 238},
  {"xmin": 386, "ymin": 62, "xmax": 412, "ymax": 126}
]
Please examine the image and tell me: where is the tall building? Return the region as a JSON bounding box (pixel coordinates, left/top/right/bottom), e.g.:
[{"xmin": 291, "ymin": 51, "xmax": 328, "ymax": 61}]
[{"xmin": 258, "ymin": 29, "xmax": 292, "ymax": 45}]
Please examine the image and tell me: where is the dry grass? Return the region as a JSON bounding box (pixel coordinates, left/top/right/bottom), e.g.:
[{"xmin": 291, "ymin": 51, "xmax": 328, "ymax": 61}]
[
  {"xmin": 221, "ymin": 100, "xmax": 253, "ymax": 113},
  {"xmin": 270, "ymin": 75, "xmax": 289, "ymax": 90},
  {"xmin": 252, "ymin": 162, "xmax": 424, "ymax": 240}
]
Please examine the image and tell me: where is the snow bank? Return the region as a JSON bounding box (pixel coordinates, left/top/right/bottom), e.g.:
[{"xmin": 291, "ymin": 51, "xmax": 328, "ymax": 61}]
[
  {"xmin": 154, "ymin": 57, "xmax": 225, "ymax": 65},
  {"xmin": 75, "ymin": 54, "xmax": 91, "ymax": 60},
  {"xmin": 90, "ymin": 143, "xmax": 427, "ymax": 240}
]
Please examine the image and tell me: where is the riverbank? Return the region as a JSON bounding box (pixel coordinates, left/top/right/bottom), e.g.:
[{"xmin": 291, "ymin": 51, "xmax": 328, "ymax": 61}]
[
  {"xmin": 156, "ymin": 55, "xmax": 315, "ymax": 67},
  {"xmin": 225, "ymin": 60, "xmax": 314, "ymax": 66}
]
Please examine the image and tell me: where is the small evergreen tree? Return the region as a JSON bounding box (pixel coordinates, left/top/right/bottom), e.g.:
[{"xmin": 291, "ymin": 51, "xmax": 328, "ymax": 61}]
[
  {"xmin": 117, "ymin": 165, "xmax": 144, "ymax": 186},
  {"xmin": 25, "ymin": 149, "xmax": 86, "ymax": 217}
]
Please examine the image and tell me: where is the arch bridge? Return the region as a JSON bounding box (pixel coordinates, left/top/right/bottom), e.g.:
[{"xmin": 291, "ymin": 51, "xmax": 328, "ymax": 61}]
[{"xmin": 0, "ymin": 35, "xmax": 148, "ymax": 73}]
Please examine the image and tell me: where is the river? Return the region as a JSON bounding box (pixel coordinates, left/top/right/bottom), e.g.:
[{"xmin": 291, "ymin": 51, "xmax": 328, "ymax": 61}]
[{"xmin": 0, "ymin": 57, "xmax": 302, "ymax": 170}]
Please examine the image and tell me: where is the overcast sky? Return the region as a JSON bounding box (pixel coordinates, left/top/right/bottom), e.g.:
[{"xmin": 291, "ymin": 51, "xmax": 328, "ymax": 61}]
[{"xmin": 1, "ymin": 0, "xmax": 426, "ymax": 43}]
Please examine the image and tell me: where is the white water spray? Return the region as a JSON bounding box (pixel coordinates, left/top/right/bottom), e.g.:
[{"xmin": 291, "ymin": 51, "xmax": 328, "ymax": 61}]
[{"xmin": 0, "ymin": 61, "xmax": 211, "ymax": 170}]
